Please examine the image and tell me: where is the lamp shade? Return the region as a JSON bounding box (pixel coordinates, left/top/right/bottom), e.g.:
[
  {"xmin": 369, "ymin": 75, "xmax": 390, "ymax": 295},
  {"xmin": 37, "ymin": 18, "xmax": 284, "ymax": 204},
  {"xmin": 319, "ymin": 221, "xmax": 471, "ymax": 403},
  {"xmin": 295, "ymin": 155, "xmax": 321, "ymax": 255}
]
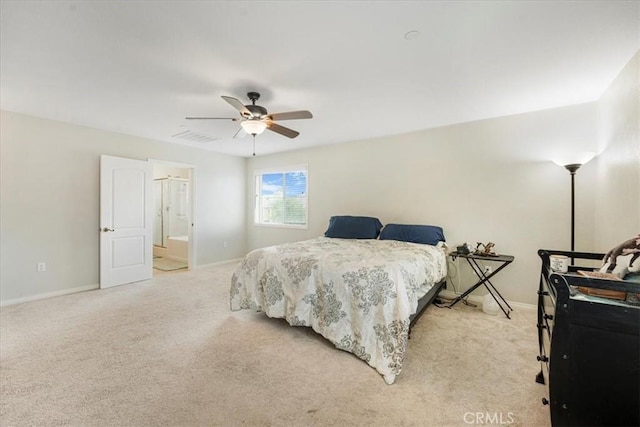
[
  {"xmin": 241, "ymin": 120, "xmax": 267, "ymax": 135},
  {"xmin": 552, "ymin": 151, "xmax": 596, "ymax": 168}
]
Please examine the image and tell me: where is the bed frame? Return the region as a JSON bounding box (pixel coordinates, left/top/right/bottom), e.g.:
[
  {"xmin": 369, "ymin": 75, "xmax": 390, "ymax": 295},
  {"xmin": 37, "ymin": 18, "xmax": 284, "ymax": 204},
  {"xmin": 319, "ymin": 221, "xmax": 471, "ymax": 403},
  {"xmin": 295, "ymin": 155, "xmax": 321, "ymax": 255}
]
[{"xmin": 408, "ymin": 278, "xmax": 447, "ymax": 336}]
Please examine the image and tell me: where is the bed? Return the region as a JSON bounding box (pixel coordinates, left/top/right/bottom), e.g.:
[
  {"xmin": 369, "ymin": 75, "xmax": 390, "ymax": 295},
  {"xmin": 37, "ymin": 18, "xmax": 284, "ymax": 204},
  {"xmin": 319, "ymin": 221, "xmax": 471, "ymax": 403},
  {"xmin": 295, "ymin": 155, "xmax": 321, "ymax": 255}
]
[{"xmin": 229, "ymin": 217, "xmax": 448, "ymax": 384}]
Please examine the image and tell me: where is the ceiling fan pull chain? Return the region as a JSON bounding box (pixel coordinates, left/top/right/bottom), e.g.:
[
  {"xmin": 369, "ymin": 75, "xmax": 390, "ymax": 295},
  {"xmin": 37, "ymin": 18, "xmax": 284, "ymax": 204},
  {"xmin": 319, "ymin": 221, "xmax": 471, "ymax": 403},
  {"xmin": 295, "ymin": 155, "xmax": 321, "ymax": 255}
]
[{"xmin": 252, "ymin": 135, "xmax": 256, "ymax": 157}]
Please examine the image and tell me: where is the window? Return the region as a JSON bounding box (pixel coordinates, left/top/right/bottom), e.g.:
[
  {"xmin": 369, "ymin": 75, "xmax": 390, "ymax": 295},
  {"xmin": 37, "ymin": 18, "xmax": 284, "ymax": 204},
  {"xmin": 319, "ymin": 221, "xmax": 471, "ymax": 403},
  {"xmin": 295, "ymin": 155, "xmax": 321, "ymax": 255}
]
[{"xmin": 254, "ymin": 166, "xmax": 308, "ymax": 228}]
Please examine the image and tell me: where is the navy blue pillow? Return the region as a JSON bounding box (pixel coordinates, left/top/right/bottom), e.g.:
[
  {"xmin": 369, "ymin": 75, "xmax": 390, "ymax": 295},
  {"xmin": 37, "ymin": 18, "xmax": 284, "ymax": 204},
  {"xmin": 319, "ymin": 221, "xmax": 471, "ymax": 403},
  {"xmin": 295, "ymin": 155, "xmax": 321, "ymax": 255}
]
[
  {"xmin": 324, "ymin": 216, "xmax": 383, "ymax": 239},
  {"xmin": 379, "ymin": 224, "xmax": 445, "ymax": 245}
]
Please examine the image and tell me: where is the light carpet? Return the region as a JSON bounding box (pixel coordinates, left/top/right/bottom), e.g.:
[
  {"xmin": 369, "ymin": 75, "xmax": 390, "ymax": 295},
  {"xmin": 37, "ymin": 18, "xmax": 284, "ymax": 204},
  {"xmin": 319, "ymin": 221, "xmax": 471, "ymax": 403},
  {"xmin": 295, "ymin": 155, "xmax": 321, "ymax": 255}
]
[{"xmin": 0, "ymin": 262, "xmax": 550, "ymax": 426}]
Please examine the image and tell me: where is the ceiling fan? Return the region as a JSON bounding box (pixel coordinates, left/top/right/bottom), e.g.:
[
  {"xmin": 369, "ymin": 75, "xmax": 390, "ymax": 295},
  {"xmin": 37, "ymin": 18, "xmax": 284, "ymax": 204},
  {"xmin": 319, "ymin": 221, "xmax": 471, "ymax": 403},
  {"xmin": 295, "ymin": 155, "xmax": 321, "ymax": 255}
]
[{"xmin": 186, "ymin": 91, "xmax": 313, "ymax": 140}]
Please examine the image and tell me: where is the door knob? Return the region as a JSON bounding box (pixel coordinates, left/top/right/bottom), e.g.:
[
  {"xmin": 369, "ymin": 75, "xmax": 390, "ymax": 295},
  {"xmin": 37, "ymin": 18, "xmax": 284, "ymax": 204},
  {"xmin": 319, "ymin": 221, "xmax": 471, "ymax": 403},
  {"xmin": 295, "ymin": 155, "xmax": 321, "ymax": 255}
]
[{"xmin": 101, "ymin": 227, "xmax": 115, "ymax": 232}]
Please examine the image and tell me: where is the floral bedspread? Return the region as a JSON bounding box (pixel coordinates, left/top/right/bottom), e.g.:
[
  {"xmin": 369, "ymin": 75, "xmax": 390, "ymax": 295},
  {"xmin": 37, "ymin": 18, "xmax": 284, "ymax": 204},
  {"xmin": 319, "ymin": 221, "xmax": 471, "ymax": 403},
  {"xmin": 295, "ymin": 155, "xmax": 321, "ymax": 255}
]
[{"xmin": 230, "ymin": 237, "xmax": 447, "ymax": 384}]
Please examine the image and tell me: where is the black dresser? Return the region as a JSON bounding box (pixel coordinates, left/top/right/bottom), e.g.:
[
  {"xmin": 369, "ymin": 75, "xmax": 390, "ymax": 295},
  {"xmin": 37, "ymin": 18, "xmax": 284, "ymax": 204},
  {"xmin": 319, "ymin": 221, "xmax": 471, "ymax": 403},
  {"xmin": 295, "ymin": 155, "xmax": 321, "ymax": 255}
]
[{"xmin": 537, "ymin": 249, "xmax": 640, "ymax": 427}]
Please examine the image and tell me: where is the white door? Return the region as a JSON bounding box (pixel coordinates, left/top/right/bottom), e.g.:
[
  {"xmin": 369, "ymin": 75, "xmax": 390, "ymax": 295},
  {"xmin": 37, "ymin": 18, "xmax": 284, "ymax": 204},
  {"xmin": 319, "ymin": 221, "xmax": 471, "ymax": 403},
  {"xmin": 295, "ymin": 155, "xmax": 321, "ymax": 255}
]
[{"xmin": 100, "ymin": 155, "xmax": 153, "ymax": 288}]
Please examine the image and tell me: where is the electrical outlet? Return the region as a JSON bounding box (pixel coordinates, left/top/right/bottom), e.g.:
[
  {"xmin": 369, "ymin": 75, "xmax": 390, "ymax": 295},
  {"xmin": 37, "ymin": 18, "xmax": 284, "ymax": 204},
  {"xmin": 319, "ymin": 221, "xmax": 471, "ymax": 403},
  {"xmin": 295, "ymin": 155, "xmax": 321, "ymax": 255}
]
[{"xmin": 37, "ymin": 262, "xmax": 46, "ymax": 272}]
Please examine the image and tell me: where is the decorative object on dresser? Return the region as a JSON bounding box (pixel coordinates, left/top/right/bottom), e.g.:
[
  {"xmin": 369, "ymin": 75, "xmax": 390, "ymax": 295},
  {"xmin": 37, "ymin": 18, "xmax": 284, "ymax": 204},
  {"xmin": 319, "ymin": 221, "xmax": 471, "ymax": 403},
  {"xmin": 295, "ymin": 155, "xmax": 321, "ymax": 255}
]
[
  {"xmin": 578, "ymin": 234, "xmax": 640, "ymax": 300},
  {"xmin": 536, "ymin": 249, "xmax": 639, "ymax": 427},
  {"xmin": 601, "ymin": 234, "xmax": 640, "ymax": 277}
]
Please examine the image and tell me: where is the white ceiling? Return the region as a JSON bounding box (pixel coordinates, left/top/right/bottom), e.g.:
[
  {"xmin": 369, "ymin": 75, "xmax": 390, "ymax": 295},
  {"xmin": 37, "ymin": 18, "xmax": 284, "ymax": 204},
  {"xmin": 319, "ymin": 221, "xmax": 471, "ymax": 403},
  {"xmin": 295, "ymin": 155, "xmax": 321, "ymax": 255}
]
[{"xmin": 1, "ymin": 1, "xmax": 638, "ymax": 157}]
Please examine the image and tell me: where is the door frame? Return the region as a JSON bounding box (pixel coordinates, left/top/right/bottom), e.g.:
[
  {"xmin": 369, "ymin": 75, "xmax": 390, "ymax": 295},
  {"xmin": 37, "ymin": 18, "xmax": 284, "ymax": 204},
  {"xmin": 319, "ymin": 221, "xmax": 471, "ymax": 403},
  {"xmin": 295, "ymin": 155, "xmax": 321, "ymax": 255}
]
[{"xmin": 149, "ymin": 158, "xmax": 196, "ymax": 270}]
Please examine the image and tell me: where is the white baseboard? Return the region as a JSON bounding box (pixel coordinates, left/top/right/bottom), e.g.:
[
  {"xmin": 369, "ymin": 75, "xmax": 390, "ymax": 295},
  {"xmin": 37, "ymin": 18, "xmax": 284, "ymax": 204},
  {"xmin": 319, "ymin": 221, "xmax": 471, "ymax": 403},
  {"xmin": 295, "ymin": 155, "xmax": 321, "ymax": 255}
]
[
  {"xmin": 1, "ymin": 284, "xmax": 99, "ymax": 307},
  {"xmin": 438, "ymin": 289, "xmax": 536, "ymax": 311}
]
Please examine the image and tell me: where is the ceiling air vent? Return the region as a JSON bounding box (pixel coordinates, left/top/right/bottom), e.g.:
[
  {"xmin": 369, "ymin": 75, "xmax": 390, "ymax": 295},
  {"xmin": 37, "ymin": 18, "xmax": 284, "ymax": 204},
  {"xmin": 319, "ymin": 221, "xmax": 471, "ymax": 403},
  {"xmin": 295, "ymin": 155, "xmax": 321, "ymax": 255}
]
[{"xmin": 171, "ymin": 130, "xmax": 218, "ymax": 143}]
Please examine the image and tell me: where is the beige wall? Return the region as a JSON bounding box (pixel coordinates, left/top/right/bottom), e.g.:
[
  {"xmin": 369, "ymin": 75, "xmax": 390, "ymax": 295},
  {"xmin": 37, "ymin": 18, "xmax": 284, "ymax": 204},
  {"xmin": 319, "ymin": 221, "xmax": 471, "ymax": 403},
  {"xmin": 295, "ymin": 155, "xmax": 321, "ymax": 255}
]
[
  {"xmin": 594, "ymin": 51, "xmax": 640, "ymax": 249},
  {"xmin": 0, "ymin": 110, "xmax": 246, "ymax": 304},
  {"xmin": 2, "ymin": 52, "xmax": 636, "ymax": 307},
  {"xmin": 245, "ymin": 51, "xmax": 640, "ymax": 307},
  {"xmin": 246, "ymin": 103, "xmax": 600, "ymax": 306}
]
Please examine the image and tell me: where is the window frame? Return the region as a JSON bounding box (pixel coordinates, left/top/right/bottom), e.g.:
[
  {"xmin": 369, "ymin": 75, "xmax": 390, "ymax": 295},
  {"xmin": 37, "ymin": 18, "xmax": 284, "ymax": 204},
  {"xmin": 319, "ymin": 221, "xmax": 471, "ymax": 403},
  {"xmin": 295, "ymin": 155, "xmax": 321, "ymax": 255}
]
[{"xmin": 253, "ymin": 164, "xmax": 309, "ymax": 229}]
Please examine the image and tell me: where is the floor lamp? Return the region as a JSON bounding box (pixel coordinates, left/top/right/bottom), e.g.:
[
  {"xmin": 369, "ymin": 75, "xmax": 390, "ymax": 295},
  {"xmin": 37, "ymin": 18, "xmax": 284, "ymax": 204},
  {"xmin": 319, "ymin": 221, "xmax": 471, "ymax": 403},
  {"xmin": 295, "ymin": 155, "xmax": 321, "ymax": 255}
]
[{"xmin": 564, "ymin": 163, "xmax": 582, "ymax": 262}]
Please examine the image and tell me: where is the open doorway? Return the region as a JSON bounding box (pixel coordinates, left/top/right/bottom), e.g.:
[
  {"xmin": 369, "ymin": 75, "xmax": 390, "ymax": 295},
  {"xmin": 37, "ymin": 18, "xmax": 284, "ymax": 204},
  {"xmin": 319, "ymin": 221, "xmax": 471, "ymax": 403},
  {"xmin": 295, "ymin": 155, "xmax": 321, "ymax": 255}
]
[{"xmin": 151, "ymin": 160, "xmax": 195, "ymax": 274}]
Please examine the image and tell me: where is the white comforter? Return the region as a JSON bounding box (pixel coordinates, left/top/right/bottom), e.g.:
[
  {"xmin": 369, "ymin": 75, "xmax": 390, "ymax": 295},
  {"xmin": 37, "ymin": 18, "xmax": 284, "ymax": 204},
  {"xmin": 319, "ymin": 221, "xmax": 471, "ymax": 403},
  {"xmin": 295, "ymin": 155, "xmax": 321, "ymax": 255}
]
[{"xmin": 230, "ymin": 237, "xmax": 447, "ymax": 384}]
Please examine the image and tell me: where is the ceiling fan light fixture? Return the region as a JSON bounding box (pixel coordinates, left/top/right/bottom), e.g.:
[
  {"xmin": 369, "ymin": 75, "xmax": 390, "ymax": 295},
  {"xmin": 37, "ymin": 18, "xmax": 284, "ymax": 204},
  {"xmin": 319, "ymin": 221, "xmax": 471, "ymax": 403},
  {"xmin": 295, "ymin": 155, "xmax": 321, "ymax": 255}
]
[{"xmin": 241, "ymin": 120, "xmax": 267, "ymax": 135}]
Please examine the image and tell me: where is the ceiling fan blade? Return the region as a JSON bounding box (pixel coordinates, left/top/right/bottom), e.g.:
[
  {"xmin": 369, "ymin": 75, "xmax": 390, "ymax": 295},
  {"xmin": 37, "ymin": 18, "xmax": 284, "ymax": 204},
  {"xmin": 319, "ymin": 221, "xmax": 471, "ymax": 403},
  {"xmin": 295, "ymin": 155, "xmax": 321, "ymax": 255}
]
[
  {"xmin": 266, "ymin": 110, "xmax": 313, "ymax": 121},
  {"xmin": 185, "ymin": 117, "xmax": 238, "ymax": 120},
  {"xmin": 222, "ymin": 96, "xmax": 253, "ymax": 117},
  {"xmin": 266, "ymin": 122, "xmax": 300, "ymax": 139},
  {"xmin": 232, "ymin": 126, "xmax": 246, "ymax": 139}
]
